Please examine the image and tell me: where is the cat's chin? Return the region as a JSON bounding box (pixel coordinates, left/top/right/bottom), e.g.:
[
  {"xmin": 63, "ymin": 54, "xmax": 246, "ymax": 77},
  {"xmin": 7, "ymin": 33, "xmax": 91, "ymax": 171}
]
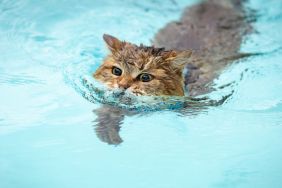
[
  {"xmin": 106, "ymin": 86, "xmax": 147, "ymax": 97},
  {"xmin": 82, "ymin": 76, "xmax": 190, "ymax": 111},
  {"xmin": 102, "ymin": 88, "xmax": 139, "ymax": 104}
]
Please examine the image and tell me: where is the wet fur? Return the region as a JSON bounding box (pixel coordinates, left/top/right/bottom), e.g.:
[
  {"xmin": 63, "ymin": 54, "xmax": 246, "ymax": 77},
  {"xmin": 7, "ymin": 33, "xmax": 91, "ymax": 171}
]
[
  {"xmin": 154, "ymin": 0, "xmax": 252, "ymax": 96},
  {"xmin": 93, "ymin": 0, "xmax": 253, "ymax": 145},
  {"xmin": 94, "ymin": 36, "xmax": 192, "ymax": 96},
  {"xmin": 94, "ymin": 0, "xmax": 252, "ymax": 97}
]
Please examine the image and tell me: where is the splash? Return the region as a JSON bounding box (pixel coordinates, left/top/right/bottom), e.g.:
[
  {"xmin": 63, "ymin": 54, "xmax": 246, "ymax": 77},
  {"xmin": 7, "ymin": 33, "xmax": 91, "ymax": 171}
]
[{"xmin": 74, "ymin": 75, "xmax": 231, "ymax": 112}]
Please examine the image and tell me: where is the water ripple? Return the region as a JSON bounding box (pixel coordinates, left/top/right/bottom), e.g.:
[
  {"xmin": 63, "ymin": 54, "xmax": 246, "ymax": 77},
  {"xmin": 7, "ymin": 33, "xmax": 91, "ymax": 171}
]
[{"xmin": 0, "ymin": 73, "xmax": 44, "ymax": 85}]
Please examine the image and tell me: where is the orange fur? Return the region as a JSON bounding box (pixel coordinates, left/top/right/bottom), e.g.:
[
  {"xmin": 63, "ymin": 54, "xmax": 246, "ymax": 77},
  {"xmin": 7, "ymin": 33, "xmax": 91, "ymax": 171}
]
[{"xmin": 93, "ymin": 34, "xmax": 192, "ymax": 96}]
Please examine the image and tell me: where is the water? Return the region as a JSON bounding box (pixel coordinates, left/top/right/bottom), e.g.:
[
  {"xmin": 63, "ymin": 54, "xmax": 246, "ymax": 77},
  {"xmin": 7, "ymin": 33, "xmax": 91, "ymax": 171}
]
[{"xmin": 0, "ymin": 0, "xmax": 282, "ymax": 187}]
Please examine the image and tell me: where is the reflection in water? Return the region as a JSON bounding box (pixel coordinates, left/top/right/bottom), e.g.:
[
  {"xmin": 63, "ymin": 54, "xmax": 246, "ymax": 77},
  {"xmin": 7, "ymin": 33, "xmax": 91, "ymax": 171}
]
[
  {"xmin": 92, "ymin": 93, "xmax": 231, "ymax": 145},
  {"xmin": 93, "ymin": 105, "xmax": 135, "ymax": 145},
  {"xmin": 93, "ymin": 105, "xmax": 124, "ymax": 145}
]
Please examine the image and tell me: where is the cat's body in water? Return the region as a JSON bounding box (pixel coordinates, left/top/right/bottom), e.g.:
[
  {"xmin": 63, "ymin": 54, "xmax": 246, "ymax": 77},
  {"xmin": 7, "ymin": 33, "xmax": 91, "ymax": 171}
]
[
  {"xmin": 93, "ymin": 0, "xmax": 254, "ymax": 145},
  {"xmin": 154, "ymin": 0, "xmax": 252, "ymax": 96}
]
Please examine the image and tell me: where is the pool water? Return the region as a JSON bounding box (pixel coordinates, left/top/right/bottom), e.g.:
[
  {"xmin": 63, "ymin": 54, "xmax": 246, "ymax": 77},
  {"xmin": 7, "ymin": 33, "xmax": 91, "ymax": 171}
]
[{"xmin": 1, "ymin": 0, "xmax": 282, "ymax": 187}]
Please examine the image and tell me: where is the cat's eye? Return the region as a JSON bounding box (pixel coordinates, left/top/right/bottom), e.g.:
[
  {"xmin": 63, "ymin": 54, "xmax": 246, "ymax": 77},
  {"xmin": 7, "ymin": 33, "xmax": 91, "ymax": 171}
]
[
  {"xmin": 139, "ymin": 73, "xmax": 153, "ymax": 82},
  {"xmin": 112, "ymin": 66, "xmax": 122, "ymax": 76}
]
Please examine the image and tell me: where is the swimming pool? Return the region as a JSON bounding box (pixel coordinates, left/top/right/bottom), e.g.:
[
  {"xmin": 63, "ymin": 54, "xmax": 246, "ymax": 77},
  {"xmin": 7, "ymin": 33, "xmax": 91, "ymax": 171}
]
[{"xmin": 1, "ymin": 0, "xmax": 282, "ymax": 187}]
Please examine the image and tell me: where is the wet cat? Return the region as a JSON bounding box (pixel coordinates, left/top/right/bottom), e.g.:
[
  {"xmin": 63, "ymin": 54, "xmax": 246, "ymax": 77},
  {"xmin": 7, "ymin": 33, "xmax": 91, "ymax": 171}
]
[
  {"xmin": 93, "ymin": 0, "xmax": 254, "ymax": 145},
  {"xmin": 94, "ymin": 0, "xmax": 252, "ymax": 97},
  {"xmin": 93, "ymin": 34, "xmax": 192, "ymax": 96}
]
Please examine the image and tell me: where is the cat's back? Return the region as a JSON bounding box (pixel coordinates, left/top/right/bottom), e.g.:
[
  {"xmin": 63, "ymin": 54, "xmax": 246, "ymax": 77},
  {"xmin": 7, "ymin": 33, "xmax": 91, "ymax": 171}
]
[
  {"xmin": 154, "ymin": 0, "xmax": 250, "ymax": 56},
  {"xmin": 153, "ymin": 0, "xmax": 252, "ymax": 96}
]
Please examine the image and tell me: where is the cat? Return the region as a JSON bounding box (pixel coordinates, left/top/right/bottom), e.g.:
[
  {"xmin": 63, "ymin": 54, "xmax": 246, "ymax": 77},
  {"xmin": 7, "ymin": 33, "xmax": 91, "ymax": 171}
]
[
  {"xmin": 93, "ymin": 0, "xmax": 252, "ymax": 97},
  {"xmin": 93, "ymin": 34, "xmax": 192, "ymax": 96},
  {"xmin": 92, "ymin": 0, "xmax": 254, "ymax": 145}
]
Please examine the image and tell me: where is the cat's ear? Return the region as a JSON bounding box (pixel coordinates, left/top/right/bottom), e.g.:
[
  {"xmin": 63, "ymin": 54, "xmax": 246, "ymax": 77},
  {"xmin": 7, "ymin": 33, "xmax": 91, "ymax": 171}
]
[
  {"xmin": 103, "ymin": 34, "xmax": 125, "ymax": 53},
  {"xmin": 161, "ymin": 50, "xmax": 178, "ymax": 61},
  {"xmin": 162, "ymin": 50, "xmax": 193, "ymax": 69},
  {"xmin": 176, "ymin": 50, "xmax": 193, "ymax": 58},
  {"xmin": 171, "ymin": 50, "xmax": 192, "ymax": 74},
  {"xmin": 162, "ymin": 50, "xmax": 192, "ymax": 60}
]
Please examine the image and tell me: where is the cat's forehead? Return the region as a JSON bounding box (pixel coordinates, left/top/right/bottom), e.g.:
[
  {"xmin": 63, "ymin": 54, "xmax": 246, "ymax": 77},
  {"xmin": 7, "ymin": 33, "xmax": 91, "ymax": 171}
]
[{"xmin": 113, "ymin": 45, "xmax": 165, "ymax": 70}]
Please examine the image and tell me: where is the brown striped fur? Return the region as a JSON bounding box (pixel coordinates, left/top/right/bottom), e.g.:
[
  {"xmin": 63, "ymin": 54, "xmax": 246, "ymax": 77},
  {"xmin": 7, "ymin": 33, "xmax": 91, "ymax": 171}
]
[{"xmin": 94, "ymin": 34, "xmax": 192, "ymax": 96}]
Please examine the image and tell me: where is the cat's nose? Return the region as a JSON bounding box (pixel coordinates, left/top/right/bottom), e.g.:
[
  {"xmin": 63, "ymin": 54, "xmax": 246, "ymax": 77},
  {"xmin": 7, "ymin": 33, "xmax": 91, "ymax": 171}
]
[
  {"xmin": 118, "ymin": 83, "xmax": 130, "ymax": 90},
  {"xmin": 118, "ymin": 79, "xmax": 132, "ymax": 90}
]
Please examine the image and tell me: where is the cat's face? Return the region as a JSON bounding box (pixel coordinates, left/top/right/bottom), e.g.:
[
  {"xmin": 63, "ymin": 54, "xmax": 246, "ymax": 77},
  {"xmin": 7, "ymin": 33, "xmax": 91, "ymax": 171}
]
[{"xmin": 93, "ymin": 34, "xmax": 192, "ymax": 96}]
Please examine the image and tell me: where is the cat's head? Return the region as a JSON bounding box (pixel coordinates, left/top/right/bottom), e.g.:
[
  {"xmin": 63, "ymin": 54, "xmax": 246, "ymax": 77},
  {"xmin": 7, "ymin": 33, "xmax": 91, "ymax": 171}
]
[{"xmin": 93, "ymin": 34, "xmax": 192, "ymax": 96}]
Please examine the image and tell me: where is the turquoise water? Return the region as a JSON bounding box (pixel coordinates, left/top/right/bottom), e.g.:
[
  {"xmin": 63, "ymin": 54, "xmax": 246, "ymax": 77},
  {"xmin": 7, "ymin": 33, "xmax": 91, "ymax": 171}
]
[{"xmin": 1, "ymin": 0, "xmax": 282, "ymax": 187}]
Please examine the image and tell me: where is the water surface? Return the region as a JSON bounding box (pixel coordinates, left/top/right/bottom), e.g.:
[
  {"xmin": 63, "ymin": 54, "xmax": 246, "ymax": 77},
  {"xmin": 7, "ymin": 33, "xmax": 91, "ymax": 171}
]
[{"xmin": 0, "ymin": 0, "xmax": 282, "ymax": 187}]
